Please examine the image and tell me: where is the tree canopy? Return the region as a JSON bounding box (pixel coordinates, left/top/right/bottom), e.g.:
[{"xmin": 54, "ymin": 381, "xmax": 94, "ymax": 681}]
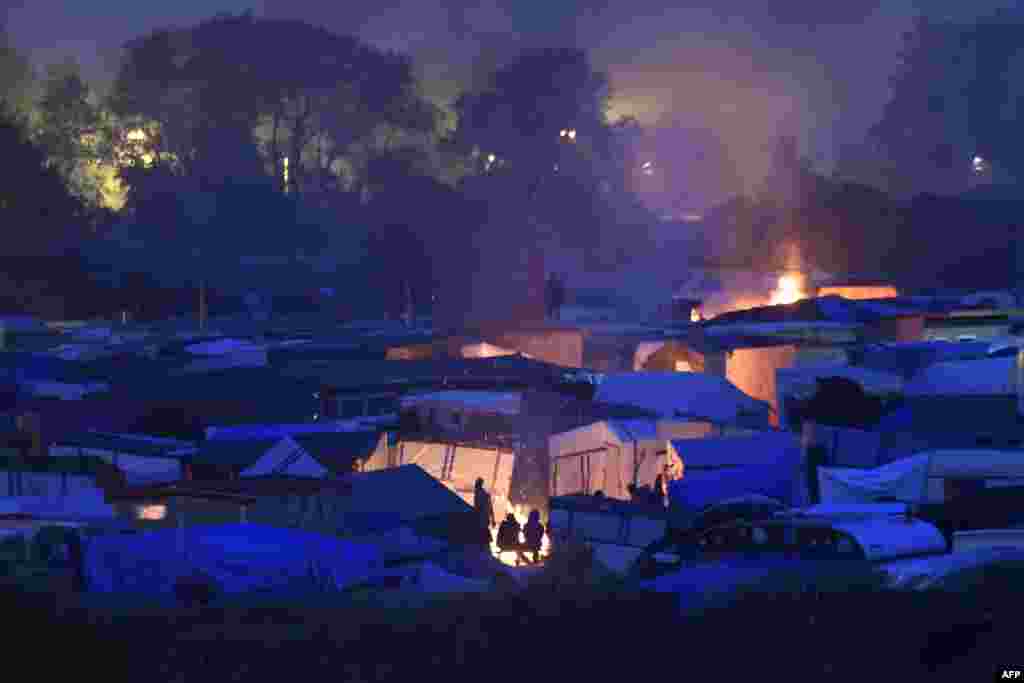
[
  {"xmin": 110, "ymin": 14, "xmax": 438, "ymax": 195},
  {"xmin": 454, "ymin": 48, "xmax": 654, "ymax": 269},
  {"xmin": 0, "ymin": 109, "xmax": 86, "ymax": 256},
  {"xmin": 856, "ymin": 12, "xmax": 1024, "ymax": 196}
]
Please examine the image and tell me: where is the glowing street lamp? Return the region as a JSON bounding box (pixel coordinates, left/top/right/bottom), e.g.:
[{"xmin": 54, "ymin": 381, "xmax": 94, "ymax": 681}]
[{"xmin": 560, "ymin": 129, "xmax": 577, "ymax": 141}]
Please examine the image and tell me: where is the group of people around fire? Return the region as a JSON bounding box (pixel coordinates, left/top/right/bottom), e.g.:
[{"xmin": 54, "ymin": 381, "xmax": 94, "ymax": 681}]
[
  {"xmin": 473, "ymin": 478, "xmax": 545, "ymax": 565},
  {"xmin": 472, "ymin": 473, "xmax": 670, "ymax": 566}
]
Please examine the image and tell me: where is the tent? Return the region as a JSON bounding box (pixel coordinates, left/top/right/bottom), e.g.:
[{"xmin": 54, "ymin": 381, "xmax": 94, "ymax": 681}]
[
  {"xmin": 50, "ymin": 431, "xmax": 196, "ymax": 485},
  {"xmin": 240, "ymin": 432, "xmax": 386, "ymax": 478},
  {"xmin": 392, "ymin": 440, "xmax": 515, "ymax": 514},
  {"xmin": 548, "ymin": 419, "xmax": 709, "ymax": 500},
  {"xmin": 819, "ymin": 450, "xmax": 1024, "ymax": 505},
  {"xmin": 247, "ymin": 464, "xmax": 474, "ymax": 538},
  {"xmin": 666, "ymin": 432, "xmax": 803, "ymax": 513},
  {"xmin": 594, "ymin": 372, "xmax": 771, "ymax": 426},
  {"xmin": 83, "ymin": 524, "xmax": 382, "ymax": 597},
  {"xmin": 904, "ymin": 356, "xmax": 1015, "ymax": 396}
]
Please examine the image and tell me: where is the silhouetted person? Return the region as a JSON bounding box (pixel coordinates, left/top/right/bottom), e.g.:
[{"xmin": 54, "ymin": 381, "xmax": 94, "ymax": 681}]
[
  {"xmin": 523, "ymin": 510, "xmax": 545, "ymax": 564},
  {"xmin": 497, "ymin": 513, "xmax": 525, "ymax": 564},
  {"xmin": 474, "ymin": 478, "xmax": 495, "ymax": 549}
]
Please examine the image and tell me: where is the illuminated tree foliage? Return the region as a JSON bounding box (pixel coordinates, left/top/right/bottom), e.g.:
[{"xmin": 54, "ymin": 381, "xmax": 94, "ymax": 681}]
[{"xmin": 110, "ymin": 13, "xmax": 438, "ymax": 195}]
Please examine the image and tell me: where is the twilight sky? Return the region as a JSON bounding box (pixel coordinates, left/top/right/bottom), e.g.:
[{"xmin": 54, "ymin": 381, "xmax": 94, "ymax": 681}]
[{"xmin": 3, "ymin": 0, "xmax": 1014, "ymax": 192}]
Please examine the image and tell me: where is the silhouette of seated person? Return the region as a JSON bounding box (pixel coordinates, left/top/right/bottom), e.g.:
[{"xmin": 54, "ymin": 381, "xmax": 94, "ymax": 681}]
[
  {"xmin": 523, "ymin": 510, "xmax": 546, "ymax": 564},
  {"xmin": 497, "ymin": 513, "xmax": 527, "ymax": 565}
]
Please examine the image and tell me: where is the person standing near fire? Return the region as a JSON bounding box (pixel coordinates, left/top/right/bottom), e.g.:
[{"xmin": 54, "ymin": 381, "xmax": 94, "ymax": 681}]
[{"xmin": 474, "ymin": 478, "xmax": 496, "ymax": 547}]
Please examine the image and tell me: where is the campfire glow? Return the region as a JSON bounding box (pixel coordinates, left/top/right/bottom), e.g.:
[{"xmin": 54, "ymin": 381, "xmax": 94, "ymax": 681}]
[{"xmin": 490, "ymin": 503, "xmax": 551, "ymax": 567}]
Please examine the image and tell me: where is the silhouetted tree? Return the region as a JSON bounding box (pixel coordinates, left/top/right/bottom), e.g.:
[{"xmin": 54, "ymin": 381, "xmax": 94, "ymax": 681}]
[
  {"xmin": 862, "ymin": 12, "xmax": 1024, "ymax": 196},
  {"xmin": 454, "ymin": 48, "xmax": 654, "ymax": 269},
  {"xmin": 111, "ymin": 14, "xmax": 436, "ymax": 195},
  {"xmin": 0, "ymin": 109, "xmax": 85, "ymax": 255},
  {"xmin": 800, "ymin": 377, "xmax": 885, "ymax": 429},
  {"xmin": 0, "ymin": 26, "xmax": 34, "ymax": 120}
]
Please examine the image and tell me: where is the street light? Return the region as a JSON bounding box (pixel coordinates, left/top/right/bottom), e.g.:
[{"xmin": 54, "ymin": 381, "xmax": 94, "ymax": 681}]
[{"xmin": 560, "ymin": 129, "xmax": 577, "ymax": 141}]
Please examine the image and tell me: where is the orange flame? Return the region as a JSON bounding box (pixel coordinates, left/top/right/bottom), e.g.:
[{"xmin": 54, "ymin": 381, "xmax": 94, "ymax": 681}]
[{"xmin": 769, "ymin": 273, "xmax": 808, "ymax": 306}]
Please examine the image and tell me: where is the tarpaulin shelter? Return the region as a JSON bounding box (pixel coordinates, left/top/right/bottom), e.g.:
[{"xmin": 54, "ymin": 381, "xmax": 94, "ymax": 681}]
[
  {"xmin": 595, "ymin": 372, "xmax": 771, "ymax": 427},
  {"xmin": 666, "ymin": 432, "xmax": 803, "ymax": 515},
  {"xmin": 818, "ymin": 450, "xmax": 1024, "ymax": 504}
]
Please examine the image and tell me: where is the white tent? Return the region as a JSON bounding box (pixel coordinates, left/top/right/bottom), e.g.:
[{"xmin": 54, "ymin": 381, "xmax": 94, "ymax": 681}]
[
  {"xmin": 548, "ymin": 419, "xmax": 706, "ymax": 500},
  {"xmin": 240, "ymin": 436, "xmax": 330, "ymax": 478},
  {"xmin": 819, "ymin": 450, "xmax": 1024, "ymax": 504},
  {"xmin": 594, "ymin": 372, "xmax": 770, "ymax": 426},
  {"xmin": 393, "ymin": 441, "xmax": 516, "ymax": 515}
]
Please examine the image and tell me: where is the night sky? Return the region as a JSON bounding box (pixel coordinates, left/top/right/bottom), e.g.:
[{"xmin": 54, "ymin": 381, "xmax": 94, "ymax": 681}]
[{"xmin": 4, "ymin": 0, "xmax": 1015, "ymax": 191}]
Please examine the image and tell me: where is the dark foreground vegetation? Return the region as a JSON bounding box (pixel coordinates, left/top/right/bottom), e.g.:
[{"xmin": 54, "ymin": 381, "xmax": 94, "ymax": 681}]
[{"xmin": 3, "ymin": 569, "xmax": 1020, "ymax": 683}]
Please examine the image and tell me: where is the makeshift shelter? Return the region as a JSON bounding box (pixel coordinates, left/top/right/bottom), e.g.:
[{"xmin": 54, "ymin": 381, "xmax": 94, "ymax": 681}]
[
  {"xmin": 399, "ymin": 391, "xmax": 522, "ymax": 431},
  {"xmin": 818, "ymin": 450, "xmax": 1024, "ymax": 504},
  {"xmin": 594, "ymin": 372, "xmax": 772, "ymax": 428},
  {"xmin": 188, "ymin": 438, "xmax": 285, "ymax": 479},
  {"xmin": 50, "ymin": 431, "xmax": 197, "ymax": 485},
  {"xmin": 904, "ymin": 356, "xmax": 1015, "ymax": 396},
  {"xmin": 0, "ymin": 449, "xmax": 117, "ymax": 518},
  {"xmin": 240, "ymin": 432, "xmax": 386, "ymax": 478},
  {"xmin": 82, "ymin": 524, "xmax": 382, "ymax": 597},
  {"xmin": 548, "ymin": 419, "xmax": 710, "ymax": 500},
  {"xmin": 666, "ymin": 432, "xmax": 803, "ymax": 514},
  {"xmin": 247, "ymin": 464, "xmax": 475, "ymax": 540},
  {"xmin": 388, "ymin": 440, "xmax": 515, "ymax": 515}
]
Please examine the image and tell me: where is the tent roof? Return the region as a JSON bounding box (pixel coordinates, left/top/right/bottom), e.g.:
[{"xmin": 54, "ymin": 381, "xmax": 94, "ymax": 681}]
[
  {"xmin": 853, "ymin": 341, "xmax": 991, "ymax": 379},
  {"xmin": 53, "ymin": 431, "xmax": 197, "ymax": 459},
  {"xmin": 279, "ymin": 356, "xmax": 576, "ymax": 392},
  {"xmin": 670, "ymin": 432, "xmax": 801, "ymax": 469},
  {"xmin": 336, "ymin": 465, "xmax": 473, "ymax": 535},
  {"xmin": 189, "ymin": 438, "xmax": 284, "ymax": 467},
  {"xmin": 292, "ymin": 431, "xmax": 381, "ymax": 473},
  {"xmin": 905, "ymin": 356, "xmax": 1015, "ymax": 396},
  {"xmin": 400, "ymin": 391, "xmax": 522, "ymax": 415},
  {"xmin": 606, "ymin": 419, "xmax": 659, "ymax": 442},
  {"xmin": 777, "ymin": 364, "xmax": 904, "ymax": 396},
  {"xmin": 595, "ymin": 372, "xmax": 768, "ymax": 423}
]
